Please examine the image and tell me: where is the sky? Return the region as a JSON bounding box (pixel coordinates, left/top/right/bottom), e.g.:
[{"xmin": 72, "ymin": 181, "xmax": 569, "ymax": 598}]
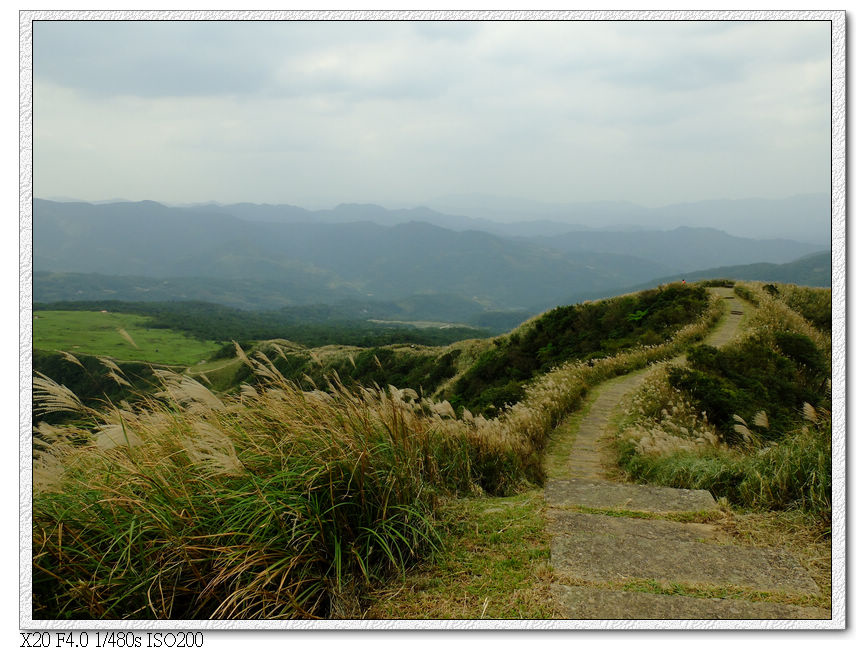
[{"xmin": 32, "ymin": 18, "xmax": 831, "ymax": 210}]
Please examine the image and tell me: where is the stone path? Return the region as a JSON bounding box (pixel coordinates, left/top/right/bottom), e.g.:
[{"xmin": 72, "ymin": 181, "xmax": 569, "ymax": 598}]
[{"xmin": 545, "ymin": 288, "xmax": 830, "ymax": 620}]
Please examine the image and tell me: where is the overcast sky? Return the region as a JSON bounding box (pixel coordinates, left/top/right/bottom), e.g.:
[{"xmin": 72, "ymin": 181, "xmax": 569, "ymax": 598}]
[{"xmin": 32, "ymin": 19, "xmax": 830, "ymax": 209}]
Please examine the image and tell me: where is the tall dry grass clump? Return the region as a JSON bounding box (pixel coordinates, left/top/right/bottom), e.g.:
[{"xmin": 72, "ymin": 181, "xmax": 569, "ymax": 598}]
[
  {"xmin": 33, "ymin": 355, "xmax": 511, "ymax": 619},
  {"xmin": 736, "ymin": 282, "xmax": 830, "ymax": 357},
  {"xmin": 616, "ymin": 404, "xmax": 830, "ymax": 523},
  {"xmin": 773, "ymin": 284, "xmax": 832, "ymax": 333}
]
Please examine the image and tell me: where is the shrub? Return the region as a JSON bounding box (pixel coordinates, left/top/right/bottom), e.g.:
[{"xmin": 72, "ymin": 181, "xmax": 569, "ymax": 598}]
[
  {"xmin": 668, "ymin": 333, "xmax": 829, "ymax": 443},
  {"xmin": 449, "ymin": 284, "xmax": 709, "ymax": 414}
]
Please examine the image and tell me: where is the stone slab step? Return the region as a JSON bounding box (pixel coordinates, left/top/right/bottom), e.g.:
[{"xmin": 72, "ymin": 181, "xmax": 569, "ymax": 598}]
[
  {"xmin": 548, "ymin": 511, "xmax": 819, "ymax": 595},
  {"xmin": 546, "ymin": 477, "xmax": 717, "ymax": 513},
  {"xmin": 553, "ymin": 585, "xmax": 830, "ymax": 620},
  {"xmin": 567, "ymin": 463, "xmax": 607, "ymax": 480}
]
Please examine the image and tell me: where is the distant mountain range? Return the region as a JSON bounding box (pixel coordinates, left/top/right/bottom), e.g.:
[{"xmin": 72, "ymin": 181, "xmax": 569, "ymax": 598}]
[
  {"xmin": 522, "ymin": 227, "xmax": 821, "ymax": 273},
  {"xmin": 49, "ymin": 192, "xmax": 830, "ymax": 245},
  {"xmin": 423, "ymin": 193, "xmax": 831, "ymax": 246},
  {"xmin": 32, "ymin": 198, "xmax": 828, "ymax": 316}
]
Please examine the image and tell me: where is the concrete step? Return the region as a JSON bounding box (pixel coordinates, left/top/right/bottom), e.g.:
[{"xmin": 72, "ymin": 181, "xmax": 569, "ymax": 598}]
[
  {"xmin": 554, "ymin": 584, "xmax": 830, "ymax": 620},
  {"xmin": 548, "ymin": 511, "xmax": 819, "ymax": 595},
  {"xmin": 546, "ymin": 477, "xmax": 717, "ymax": 513}
]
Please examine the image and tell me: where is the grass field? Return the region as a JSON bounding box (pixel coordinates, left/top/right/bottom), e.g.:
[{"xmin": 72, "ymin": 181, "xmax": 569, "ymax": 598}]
[{"xmin": 33, "ymin": 310, "xmax": 221, "ymax": 366}]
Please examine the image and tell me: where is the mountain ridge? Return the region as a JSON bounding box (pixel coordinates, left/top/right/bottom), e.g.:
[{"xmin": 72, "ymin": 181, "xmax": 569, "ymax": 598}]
[{"xmin": 34, "ymin": 192, "xmax": 830, "ymax": 245}]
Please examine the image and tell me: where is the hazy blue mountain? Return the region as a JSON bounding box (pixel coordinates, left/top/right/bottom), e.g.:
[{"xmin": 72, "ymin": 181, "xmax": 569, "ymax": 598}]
[
  {"xmin": 36, "ymin": 193, "xmax": 830, "ymax": 246},
  {"xmin": 33, "ymin": 198, "xmax": 828, "ymax": 317},
  {"xmin": 425, "ymin": 194, "xmax": 648, "ymax": 226},
  {"xmin": 524, "ymin": 226, "xmax": 822, "ymax": 273},
  {"xmin": 190, "ymin": 201, "xmax": 495, "ymax": 232},
  {"xmin": 647, "ymin": 195, "xmax": 830, "ymax": 247},
  {"xmin": 33, "ymin": 200, "xmax": 673, "ymax": 311},
  {"xmin": 658, "ymin": 250, "xmax": 832, "ymax": 288},
  {"xmin": 424, "ymin": 193, "xmax": 830, "ymax": 246}
]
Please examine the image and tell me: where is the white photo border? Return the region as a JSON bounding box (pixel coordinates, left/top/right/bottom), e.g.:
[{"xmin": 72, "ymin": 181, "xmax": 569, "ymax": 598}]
[{"xmin": 19, "ymin": 8, "xmax": 847, "ymax": 631}]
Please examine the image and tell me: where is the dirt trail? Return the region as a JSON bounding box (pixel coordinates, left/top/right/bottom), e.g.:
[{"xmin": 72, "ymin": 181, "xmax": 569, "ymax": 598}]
[{"xmin": 545, "ymin": 287, "xmax": 830, "ymax": 620}]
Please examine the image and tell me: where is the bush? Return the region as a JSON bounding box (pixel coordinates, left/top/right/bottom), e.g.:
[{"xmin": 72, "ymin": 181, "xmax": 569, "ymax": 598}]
[
  {"xmin": 450, "ymin": 284, "xmax": 709, "ymax": 414},
  {"xmin": 668, "ymin": 335, "xmax": 829, "ymax": 443}
]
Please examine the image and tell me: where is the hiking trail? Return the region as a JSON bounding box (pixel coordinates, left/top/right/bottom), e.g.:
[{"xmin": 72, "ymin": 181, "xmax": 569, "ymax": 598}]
[{"xmin": 544, "ymin": 287, "xmax": 830, "ymax": 620}]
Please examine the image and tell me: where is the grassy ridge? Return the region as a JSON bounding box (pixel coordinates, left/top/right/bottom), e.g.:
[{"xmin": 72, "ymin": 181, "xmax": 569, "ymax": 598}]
[
  {"xmin": 448, "ymin": 284, "xmax": 709, "ymax": 416},
  {"xmin": 32, "ymin": 283, "xmax": 724, "ymax": 619}
]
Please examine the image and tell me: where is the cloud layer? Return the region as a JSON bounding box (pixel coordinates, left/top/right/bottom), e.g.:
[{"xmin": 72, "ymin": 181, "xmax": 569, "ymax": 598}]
[{"xmin": 33, "ymin": 19, "xmax": 830, "ymax": 208}]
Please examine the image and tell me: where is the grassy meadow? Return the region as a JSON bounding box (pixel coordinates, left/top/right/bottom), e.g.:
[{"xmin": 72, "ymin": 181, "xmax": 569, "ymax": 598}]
[{"xmin": 34, "ymin": 310, "xmax": 221, "ymax": 365}]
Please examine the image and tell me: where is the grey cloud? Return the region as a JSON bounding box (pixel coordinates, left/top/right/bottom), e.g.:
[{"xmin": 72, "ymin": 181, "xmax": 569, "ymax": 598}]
[
  {"xmin": 410, "ymin": 21, "xmax": 481, "ymax": 42},
  {"xmin": 34, "ymin": 20, "xmax": 473, "ymax": 101},
  {"xmin": 32, "ymin": 19, "xmax": 831, "ymax": 208},
  {"xmin": 596, "ymin": 52, "xmax": 746, "ymax": 92},
  {"xmin": 35, "ymin": 21, "xmax": 276, "ymax": 97}
]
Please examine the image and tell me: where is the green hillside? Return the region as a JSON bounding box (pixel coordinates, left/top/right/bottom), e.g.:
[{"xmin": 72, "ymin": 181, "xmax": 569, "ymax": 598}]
[
  {"xmin": 33, "ymin": 310, "xmax": 221, "ymax": 365},
  {"xmin": 447, "ymin": 284, "xmax": 709, "ymax": 416}
]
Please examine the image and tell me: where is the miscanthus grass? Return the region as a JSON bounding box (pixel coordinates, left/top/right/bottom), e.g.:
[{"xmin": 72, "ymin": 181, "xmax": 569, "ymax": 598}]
[
  {"xmin": 33, "ymin": 287, "xmax": 724, "ymax": 620},
  {"xmin": 34, "ymin": 363, "xmax": 481, "ymax": 618},
  {"xmin": 736, "ymin": 282, "xmax": 830, "ymax": 358}
]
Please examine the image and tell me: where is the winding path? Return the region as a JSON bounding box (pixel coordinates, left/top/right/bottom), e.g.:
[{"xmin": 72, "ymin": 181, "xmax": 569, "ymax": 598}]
[{"xmin": 545, "ymin": 288, "xmax": 830, "ymax": 620}]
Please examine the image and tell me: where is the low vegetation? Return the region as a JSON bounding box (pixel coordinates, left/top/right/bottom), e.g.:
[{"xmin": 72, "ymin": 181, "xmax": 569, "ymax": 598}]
[
  {"xmin": 615, "ymin": 282, "xmax": 832, "ymax": 527},
  {"xmin": 32, "ymin": 350, "xmax": 163, "ymax": 425},
  {"xmin": 34, "ymin": 300, "xmax": 490, "ymax": 351},
  {"xmin": 33, "ymin": 362, "xmax": 494, "ymax": 619},
  {"xmin": 363, "ymin": 491, "xmax": 556, "ymax": 619},
  {"xmin": 448, "ymin": 284, "xmax": 710, "ymax": 416},
  {"xmin": 771, "ymin": 283, "xmax": 832, "ymax": 333},
  {"xmin": 32, "ymin": 282, "xmax": 724, "ymax": 619},
  {"xmin": 231, "ymin": 345, "xmax": 463, "ymax": 400}
]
